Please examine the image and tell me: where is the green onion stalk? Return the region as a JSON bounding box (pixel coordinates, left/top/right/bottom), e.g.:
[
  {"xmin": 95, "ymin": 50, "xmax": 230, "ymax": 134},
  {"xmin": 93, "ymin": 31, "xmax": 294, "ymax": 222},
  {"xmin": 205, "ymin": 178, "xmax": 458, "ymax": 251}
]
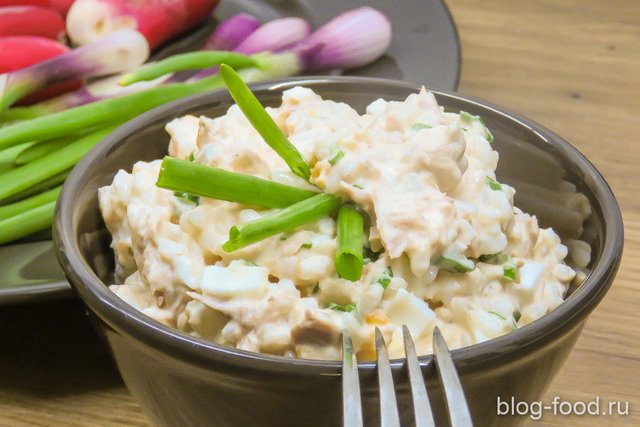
[
  {"xmin": 0, "ymin": 200, "xmax": 57, "ymax": 245},
  {"xmin": 0, "ymin": 126, "xmax": 115, "ymax": 202},
  {"xmin": 336, "ymin": 204, "xmax": 364, "ymax": 281},
  {"xmin": 156, "ymin": 157, "xmax": 318, "ymax": 209},
  {"xmin": 222, "ymin": 193, "xmax": 341, "ymax": 252},
  {"xmin": 219, "ymin": 64, "xmax": 311, "ymax": 180}
]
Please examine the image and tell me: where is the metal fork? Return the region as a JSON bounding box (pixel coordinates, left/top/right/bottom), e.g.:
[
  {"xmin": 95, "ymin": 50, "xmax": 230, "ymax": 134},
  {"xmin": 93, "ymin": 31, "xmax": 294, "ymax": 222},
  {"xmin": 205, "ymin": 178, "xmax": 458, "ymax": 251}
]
[{"xmin": 342, "ymin": 326, "xmax": 473, "ymax": 427}]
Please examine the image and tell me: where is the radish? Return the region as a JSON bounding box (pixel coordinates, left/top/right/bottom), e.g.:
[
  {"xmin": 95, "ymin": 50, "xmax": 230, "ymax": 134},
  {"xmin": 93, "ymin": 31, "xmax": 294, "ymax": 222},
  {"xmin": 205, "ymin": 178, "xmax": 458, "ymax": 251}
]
[
  {"xmin": 0, "ymin": 36, "xmax": 68, "ymax": 73},
  {"xmin": 67, "ymin": 0, "xmax": 220, "ymax": 50},
  {"xmin": 0, "ymin": 0, "xmax": 75, "ymax": 16},
  {"xmin": 0, "ymin": 29, "xmax": 149, "ymax": 110},
  {"xmin": 0, "ymin": 36, "xmax": 82, "ymax": 104},
  {"xmin": 190, "ymin": 16, "xmax": 311, "ymax": 81},
  {"xmin": 0, "ymin": 6, "xmax": 65, "ymax": 39},
  {"xmin": 203, "ymin": 13, "xmax": 259, "ymax": 51}
]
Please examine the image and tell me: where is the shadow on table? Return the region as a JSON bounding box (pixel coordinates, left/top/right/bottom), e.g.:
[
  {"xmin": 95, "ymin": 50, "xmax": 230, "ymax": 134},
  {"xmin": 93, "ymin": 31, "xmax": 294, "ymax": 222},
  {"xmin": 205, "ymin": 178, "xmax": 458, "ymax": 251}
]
[{"xmin": 0, "ymin": 297, "xmax": 123, "ymax": 397}]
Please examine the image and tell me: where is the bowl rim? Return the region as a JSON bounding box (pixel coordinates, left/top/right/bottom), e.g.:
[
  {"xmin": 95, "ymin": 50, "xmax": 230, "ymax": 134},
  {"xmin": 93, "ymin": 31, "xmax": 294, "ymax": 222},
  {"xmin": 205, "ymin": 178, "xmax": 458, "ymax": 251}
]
[{"xmin": 54, "ymin": 75, "xmax": 624, "ymax": 375}]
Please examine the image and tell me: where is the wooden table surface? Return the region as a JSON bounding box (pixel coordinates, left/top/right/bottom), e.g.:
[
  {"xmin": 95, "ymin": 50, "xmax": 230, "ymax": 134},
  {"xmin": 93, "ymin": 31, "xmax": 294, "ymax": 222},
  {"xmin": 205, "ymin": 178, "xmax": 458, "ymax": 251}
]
[{"xmin": 1, "ymin": 1, "xmax": 639, "ymax": 426}]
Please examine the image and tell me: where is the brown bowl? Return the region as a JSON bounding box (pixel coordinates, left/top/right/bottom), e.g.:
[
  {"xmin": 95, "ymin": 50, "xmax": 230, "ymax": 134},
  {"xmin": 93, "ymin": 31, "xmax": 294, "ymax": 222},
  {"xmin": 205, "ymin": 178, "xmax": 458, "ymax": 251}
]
[{"xmin": 53, "ymin": 77, "xmax": 623, "ymax": 426}]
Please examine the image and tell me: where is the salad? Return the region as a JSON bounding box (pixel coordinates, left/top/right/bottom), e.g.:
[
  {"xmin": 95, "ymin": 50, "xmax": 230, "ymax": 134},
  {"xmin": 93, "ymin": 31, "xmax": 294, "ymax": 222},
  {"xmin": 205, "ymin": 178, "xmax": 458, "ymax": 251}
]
[{"xmin": 98, "ymin": 67, "xmax": 590, "ymax": 360}]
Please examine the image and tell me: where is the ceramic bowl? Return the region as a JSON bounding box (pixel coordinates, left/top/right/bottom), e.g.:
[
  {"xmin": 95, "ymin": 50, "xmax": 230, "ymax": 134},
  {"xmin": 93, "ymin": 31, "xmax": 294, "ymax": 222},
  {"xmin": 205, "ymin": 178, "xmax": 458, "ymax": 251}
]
[{"xmin": 54, "ymin": 77, "xmax": 623, "ymax": 426}]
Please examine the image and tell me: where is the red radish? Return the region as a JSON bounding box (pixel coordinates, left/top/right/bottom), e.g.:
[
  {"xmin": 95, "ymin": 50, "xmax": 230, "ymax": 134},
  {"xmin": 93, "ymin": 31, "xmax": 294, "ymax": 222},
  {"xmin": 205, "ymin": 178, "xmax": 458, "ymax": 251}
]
[
  {"xmin": 67, "ymin": 0, "xmax": 220, "ymax": 50},
  {"xmin": 0, "ymin": 30, "xmax": 148, "ymax": 109},
  {"xmin": 0, "ymin": 6, "xmax": 66, "ymax": 39},
  {"xmin": 0, "ymin": 0, "xmax": 74, "ymax": 16},
  {"xmin": 0, "ymin": 36, "xmax": 82, "ymax": 103},
  {"xmin": 0, "ymin": 36, "xmax": 68, "ymax": 73}
]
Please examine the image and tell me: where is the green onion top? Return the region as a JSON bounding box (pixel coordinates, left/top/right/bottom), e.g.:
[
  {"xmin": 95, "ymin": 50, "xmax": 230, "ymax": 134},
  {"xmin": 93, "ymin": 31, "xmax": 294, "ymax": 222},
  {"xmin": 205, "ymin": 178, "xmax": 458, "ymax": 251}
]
[
  {"xmin": 435, "ymin": 254, "xmax": 476, "ymax": 273},
  {"xmin": 479, "ymin": 252, "xmax": 510, "ymax": 264},
  {"xmin": 156, "ymin": 157, "xmax": 318, "ymax": 209},
  {"xmin": 335, "ymin": 204, "xmax": 365, "ymax": 281},
  {"xmin": 503, "ymin": 264, "xmax": 519, "ymax": 282},
  {"xmin": 486, "ymin": 176, "xmax": 502, "ymax": 191},
  {"xmin": 120, "ymin": 51, "xmax": 258, "ymax": 86},
  {"xmin": 460, "ymin": 110, "xmax": 494, "ymax": 142},
  {"xmin": 410, "ymin": 122, "xmax": 433, "ymax": 131},
  {"xmin": 488, "ymin": 311, "xmax": 507, "ymax": 321},
  {"xmin": 375, "ymin": 267, "xmax": 394, "ymax": 289},
  {"xmin": 220, "ymin": 64, "xmax": 311, "ymax": 180},
  {"xmin": 329, "ymin": 150, "xmax": 345, "ymax": 166},
  {"xmin": 222, "ymin": 193, "xmax": 341, "ymax": 252},
  {"xmin": 328, "ymin": 302, "xmax": 357, "ymax": 312}
]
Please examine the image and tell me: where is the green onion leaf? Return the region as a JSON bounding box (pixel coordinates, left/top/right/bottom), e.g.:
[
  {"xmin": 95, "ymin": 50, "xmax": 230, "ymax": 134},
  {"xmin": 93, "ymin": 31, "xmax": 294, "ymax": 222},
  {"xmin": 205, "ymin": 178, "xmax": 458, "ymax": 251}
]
[
  {"xmin": 328, "ymin": 302, "xmax": 357, "ymax": 312},
  {"xmin": 0, "ymin": 185, "xmax": 61, "ymax": 221},
  {"xmin": 375, "ymin": 267, "xmax": 394, "ymax": 289},
  {"xmin": 0, "ymin": 77, "xmax": 223, "ymax": 150},
  {"xmin": 352, "ymin": 183, "xmax": 364, "ymax": 189},
  {"xmin": 220, "ymin": 64, "xmax": 311, "ymax": 180},
  {"xmin": 156, "ymin": 157, "xmax": 318, "ymax": 209},
  {"xmin": 0, "ymin": 126, "xmax": 115, "ymax": 202},
  {"xmin": 336, "ymin": 204, "xmax": 364, "ymax": 281},
  {"xmin": 513, "ymin": 310, "xmax": 521, "ymax": 322},
  {"xmin": 503, "ymin": 264, "xmax": 519, "ymax": 282},
  {"xmin": 329, "ymin": 150, "xmax": 345, "ymax": 166},
  {"xmin": 301, "ymin": 242, "xmax": 313, "ymax": 249},
  {"xmin": 486, "ymin": 176, "xmax": 502, "ymax": 191},
  {"xmin": 0, "ymin": 200, "xmax": 56, "ymax": 245},
  {"xmin": 488, "ymin": 311, "xmax": 507, "ymax": 321},
  {"xmin": 460, "ymin": 110, "xmax": 494, "ymax": 142},
  {"xmin": 410, "ymin": 122, "xmax": 433, "ymax": 131},
  {"xmin": 479, "ymin": 252, "xmax": 510, "ymax": 265},
  {"xmin": 435, "ymin": 254, "xmax": 475, "ymax": 273},
  {"xmin": 222, "ymin": 193, "xmax": 341, "ymax": 252},
  {"xmin": 120, "ymin": 51, "xmax": 258, "ymax": 86}
]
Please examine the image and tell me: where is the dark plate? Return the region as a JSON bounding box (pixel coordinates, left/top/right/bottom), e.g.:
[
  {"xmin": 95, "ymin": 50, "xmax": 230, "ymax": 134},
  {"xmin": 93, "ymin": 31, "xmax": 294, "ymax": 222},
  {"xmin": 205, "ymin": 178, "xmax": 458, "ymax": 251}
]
[{"xmin": 0, "ymin": 0, "xmax": 461, "ymax": 305}]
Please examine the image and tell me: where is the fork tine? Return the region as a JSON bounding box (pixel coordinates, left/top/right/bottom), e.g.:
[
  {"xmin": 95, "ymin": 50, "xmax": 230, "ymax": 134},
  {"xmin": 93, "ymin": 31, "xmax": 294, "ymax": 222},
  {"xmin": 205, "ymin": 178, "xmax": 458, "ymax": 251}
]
[
  {"xmin": 342, "ymin": 330, "xmax": 363, "ymax": 427},
  {"xmin": 375, "ymin": 327, "xmax": 400, "ymax": 427},
  {"xmin": 402, "ymin": 325, "xmax": 436, "ymax": 427},
  {"xmin": 432, "ymin": 326, "xmax": 474, "ymax": 427}
]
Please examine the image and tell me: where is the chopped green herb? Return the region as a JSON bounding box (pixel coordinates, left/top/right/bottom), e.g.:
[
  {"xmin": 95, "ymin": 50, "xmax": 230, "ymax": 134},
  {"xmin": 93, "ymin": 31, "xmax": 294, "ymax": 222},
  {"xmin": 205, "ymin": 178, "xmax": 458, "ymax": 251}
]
[
  {"xmin": 311, "ymin": 282, "xmax": 320, "ymax": 294},
  {"xmin": 511, "ymin": 318, "xmax": 519, "ymax": 331},
  {"xmin": 479, "ymin": 252, "xmax": 510, "ymax": 265},
  {"xmin": 241, "ymin": 260, "xmax": 257, "ymax": 266},
  {"xmin": 513, "ymin": 310, "xmax": 521, "ymax": 322},
  {"xmin": 436, "ymin": 255, "xmax": 475, "ymax": 273},
  {"xmin": 301, "ymin": 242, "xmax": 313, "ymax": 249},
  {"xmin": 410, "ymin": 122, "xmax": 433, "ymax": 131},
  {"xmin": 188, "ymin": 151, "xmax": 196, "ymax": 162},
  {"xmin": 486, "ymin": 176, "xmax": 502, "ymax": 191},
  {"xmin": 460, "ymin": 111, "xmax": 475, "ymax": 122},
  {"xmin": 174, "ymin": 191, "xmax": 199, "ymax": 204},
  {"xmin": 223, "ymin": 193, "xmax": 341, "ymax": 252},
  {"xmin": 352, "ymin": 183, "xmax": 364, "ymax": 189},
  {"xmin": 488, "ymin": 311, "xmax": 506, "ymax": 321},
  {"xmin": 375, "ymin": 267, "xmax": 394, "ymax": 289},
  {"xmin": 328, "ymin": 302, "xmax": 357, "ymax": 312},
  {"xmin": 503, "ymin": 264, "xmax": 519, "ymax": 282},
  {"xmin": 329, "ymin": 150, "xmax": 345, "ymax": 166},
  {"xmin": 279, "ymin": 232, "xmax": 290, "ymax": 241},
  {"xmin": 460, "ymin": 110, "xmax": 494, "ymax": 142},
  {"xmin": 335, "ymin": 204, "xmax": 364, "ymax": 281}
]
